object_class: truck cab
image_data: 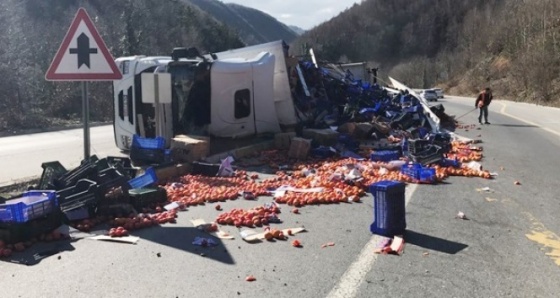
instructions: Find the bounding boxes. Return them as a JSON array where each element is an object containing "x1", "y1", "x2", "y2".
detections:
[{"x1": 113, "y1": 45, "x2": 285, "y2": 150}]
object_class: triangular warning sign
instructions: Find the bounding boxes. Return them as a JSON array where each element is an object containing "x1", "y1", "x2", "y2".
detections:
[{"x1": 45, "y1": 8, "x2": 122, "y2": 81}]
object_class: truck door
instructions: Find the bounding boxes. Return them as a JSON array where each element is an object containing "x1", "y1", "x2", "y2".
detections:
[
  {"x1": 113, "y1": 72, "x2": 136, "y2": 150},
  {"x1": 250, "y1": 52, "x2": 280, "y2": 135},
  {"x1": 209, "y1": 59, "x2": 256, "y2": 138}
]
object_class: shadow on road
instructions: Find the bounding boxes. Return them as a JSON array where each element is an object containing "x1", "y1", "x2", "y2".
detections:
[
  {"x1": 132, "y1": 225, "x2": 235, "y2": 265},
  {"x1": 405, "y1": 230, "x2": 468, "y2": 254},
  {"x1": 1, "y1": 239, "x2": 77, "y2": 266}
]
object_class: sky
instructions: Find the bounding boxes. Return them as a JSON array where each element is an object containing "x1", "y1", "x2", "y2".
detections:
[{"x1": 221, "y1": 0, "x2": 363, "y2": 30}]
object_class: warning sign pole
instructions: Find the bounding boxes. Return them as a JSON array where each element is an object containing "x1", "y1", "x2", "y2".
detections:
[{"x1": 81, "y1": 82, "x2": 90, "y2": 159}]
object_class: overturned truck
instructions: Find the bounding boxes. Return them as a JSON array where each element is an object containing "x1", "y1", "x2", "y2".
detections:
[{"x1": 113, "y1": 40, "x2": 298, "y2": 150}]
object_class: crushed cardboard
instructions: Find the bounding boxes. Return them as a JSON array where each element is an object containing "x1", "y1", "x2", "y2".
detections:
[
  {"x1": 240, "y1": 227, "x2": 306, "y2": 242},
  {"x1": 191, "y1": 219, "x2": 234, "y2": 240},
  {"x1": 88, "y1": 235, "x2": 140, "y2": 244}
]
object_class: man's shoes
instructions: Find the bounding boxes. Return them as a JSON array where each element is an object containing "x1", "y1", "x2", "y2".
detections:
[
  {"x1": 484, "y1": 122, "x2": 491, "y2": 125},
  {"x1": 479, "y1": 121, "x2": 483, "y2": 125}
]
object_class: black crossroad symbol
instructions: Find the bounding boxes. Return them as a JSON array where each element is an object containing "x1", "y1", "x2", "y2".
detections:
[{"x1": 69, "y1": 33, "x2": 98, "y2": 68}]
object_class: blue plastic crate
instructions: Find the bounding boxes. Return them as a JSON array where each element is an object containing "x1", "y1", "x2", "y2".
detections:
[
  {"x1": 164, "y1": 149, "x2": 172, "y2": 163},
  {"x1": 401, "y1": 163, "x2": 436, "y2": 183},
  {"x1": 132, "y1": 135, "x2": 166, "y2": 150},
  {"x1": 0, "y1": 191, "x2": 58, "y2": 223},
  {"x1": 128, "y1": 167, "x2": 157, "y2": 189},
  {"x1": 337, "y1": 134, "x2": 359, "y2": 151},
  {"x1": 370, "y1": 150, "x2": 400, "y2": 162},
  {"x1": 311, "y1": 146, "x2": 336, "y2": 159},
  {"x1": 439, "y1": 158, "x2": 460, "y2": 168},
  {"x1": 369, "y1": 180, "x2": 406, "y2": 237},
  {"x1": 130, "y1": 147, "x2": 165, "y2": 165},
  {"x1": 64, "y1": 207, "x2": 92, "y2": 221}
]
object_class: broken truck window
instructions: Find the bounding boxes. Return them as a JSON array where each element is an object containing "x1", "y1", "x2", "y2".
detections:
[{"x1": 234, "y1": 89, "x2": 251, "y2": 119}]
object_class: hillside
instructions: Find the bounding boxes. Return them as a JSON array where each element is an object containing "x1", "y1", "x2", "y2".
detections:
[
  {"x1": 292, "y1": 0, "x2": 560, "y2": 105},
  {"x1": 185, "y1": 0, "x2": 298, "y2": 45},
  {"x1": 289, "y1": 25, "x2": 306, "y2": 36},
  {"x1": 0, "y1": 0, "x2": 244, "y2": 133}
]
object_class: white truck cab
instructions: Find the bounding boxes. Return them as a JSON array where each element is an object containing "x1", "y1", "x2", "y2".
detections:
[{"x1": 112, "y1": 41, "x2": 296, "y2": 150}]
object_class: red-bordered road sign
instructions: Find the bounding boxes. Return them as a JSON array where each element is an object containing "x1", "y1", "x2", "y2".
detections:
[{"x1": 45, "y1": 8, "x2": 122, "y2": 81}]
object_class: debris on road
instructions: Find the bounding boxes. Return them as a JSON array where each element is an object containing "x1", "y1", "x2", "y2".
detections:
[
  {"x1": 321, "y1": 242, "x2": 335, "y2": 248},
  {"x1": 192, "y1": 237, "x2": 218, "y2": 247},
  {"x1": 456, "y1": 212, "x2": 469, "y2": 220},
  {"x1": 1, "y1": 51, "x2": 499, "y2": 265},
  {"x1": 477, "y1": 187, "x2": 494, "y2": 193},
  {"x1": 245, "y1": 275, "x2": 256, "y2": 282},
  {"x1": 240, "y1": 227, "x2": 305, "y2": 243},
  {"x1": 514, "y1": 180, "x2": 521, "y2": 185},
  {"x1": 88, "y1": 235, "x2": 140, "y2": 244},
  {"x1": 191, "y1": 219, "x2": 234, "y2": 240}
]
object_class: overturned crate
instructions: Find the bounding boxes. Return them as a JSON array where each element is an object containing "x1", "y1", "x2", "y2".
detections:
[
  {"x1": 128, "y1": 187, "x2": 167, "y2": 212},
  {"x1": 38, "y1": 161, "x2": 67, "y2": 190},
  {"x1": 0, "y1": 191, "x2": 58, "y2": 224},
  {"x1": 57, "y1": 179, "x2": 101, "y2": 221},
  {"x1": 53, "y1": 161, "x2": 98, "y2": 190},
  {"x1": 0, "y1": 210, "x2": 63, "y2": 244},
  {"x1": 130, "y1": 135, "x2": 167, "y2": 165}
]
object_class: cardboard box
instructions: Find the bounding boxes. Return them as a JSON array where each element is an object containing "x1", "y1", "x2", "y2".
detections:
[
  {"x1": 274, "y1": 132, "x2": 297, "y2": 150},
  {"x1": 302, "y1": 128, "x2": 339, "y2": 146},
  {"x1": 154, "y1": 164, "x2": 181, "y2": 181},
  {"x1": 288, "y1": 137, "x2": 311, "y2": 159},
  {"x1": 170, "y1": 135, "x2": 210, "y2": 163}
]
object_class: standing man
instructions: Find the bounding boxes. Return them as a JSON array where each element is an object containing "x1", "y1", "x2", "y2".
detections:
[{"x1": 475, "y1": 87, "x2": 493, "y2": 124}]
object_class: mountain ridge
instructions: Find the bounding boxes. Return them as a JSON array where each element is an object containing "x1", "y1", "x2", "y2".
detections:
[{"x1": 185, "y1": 0, "x2": 298, "y2": 45}]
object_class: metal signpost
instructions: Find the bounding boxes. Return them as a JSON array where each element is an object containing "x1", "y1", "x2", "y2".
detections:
[{"x1": 45, "y1": 8, "x2": 122, "y2": 160}]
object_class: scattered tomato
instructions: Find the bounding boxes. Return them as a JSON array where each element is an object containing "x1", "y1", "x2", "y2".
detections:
[{"x1": 245, "y1": 275, "x2": 256, "y2": 282}]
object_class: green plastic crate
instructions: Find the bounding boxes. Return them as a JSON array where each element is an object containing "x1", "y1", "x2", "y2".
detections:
[{"x1": 128, "y1": 187, "x2": 167, "y2": 211}]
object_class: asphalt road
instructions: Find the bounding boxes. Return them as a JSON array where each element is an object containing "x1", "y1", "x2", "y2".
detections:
[
  {"x1": 0, "y1": 126, "x2": 125, "y2": 187},
  {"x1": 1, "y1": 96, "x2": 560, "y2": 297},
  {"x1": 353, "y1": 96, "x2": 560, "y2": 297}
]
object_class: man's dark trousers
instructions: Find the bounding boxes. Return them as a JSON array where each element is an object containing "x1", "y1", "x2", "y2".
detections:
[{"x1": 478, "y1": 105, "x2": 489, "y2": 123}]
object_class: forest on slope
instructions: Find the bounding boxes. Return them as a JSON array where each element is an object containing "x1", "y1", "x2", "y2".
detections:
[
  {"x1": 292, "y1": 0, "x2": 560, "y2": 105},
  {"x1": 0, "y1": 0, "x2": 244, "y2": 132}
]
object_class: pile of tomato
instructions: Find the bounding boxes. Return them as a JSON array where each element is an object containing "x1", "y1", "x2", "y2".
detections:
[{"x1": 216, "y1": 204, "x2": 281, "y2": 228}]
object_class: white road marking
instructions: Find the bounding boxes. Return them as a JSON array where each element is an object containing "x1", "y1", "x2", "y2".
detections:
[
  {"x1": 326, "y1": 184, "x2": 419, "y2": 298},
  {"x1": 497, "y1": 102, "x2": 560, "y2": 137}
]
